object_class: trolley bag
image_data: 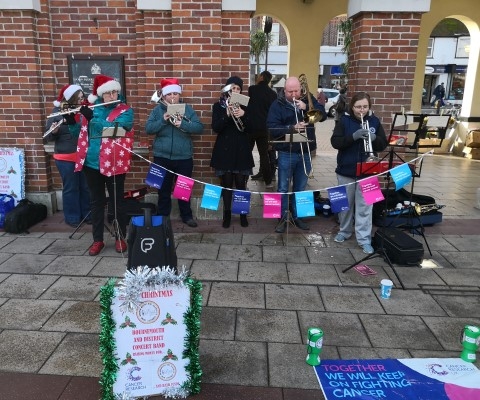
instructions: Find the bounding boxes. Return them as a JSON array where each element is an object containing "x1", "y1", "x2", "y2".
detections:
[
  {"x1": 126, "y1": 208, "x2": 177, "y2": 272},
  {"x1": 373, "y1": 227, "x2": 424, "y2": 266},
  {"x1": 4, "y1": 199, "x2": 48, "y2": 234}
]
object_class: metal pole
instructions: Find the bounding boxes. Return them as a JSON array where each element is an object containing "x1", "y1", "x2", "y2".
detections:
[{"x1": 264, "y1": 33, "x2": 269, "y2": 71}]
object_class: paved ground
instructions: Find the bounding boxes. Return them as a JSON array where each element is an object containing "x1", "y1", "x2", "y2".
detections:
[{"x1": 1, "y1": 118, "x2": 480, "y2": 399}]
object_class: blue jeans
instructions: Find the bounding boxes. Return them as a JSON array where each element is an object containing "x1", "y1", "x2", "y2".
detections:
[
  {"x1": 154, "y1": 156, "x2": 194, "y2": 222},
  {"x1": 277, "y1": 151, "x2": 311, "y2": 219},
  {"x1": 55, "y1": 160, "x2": 90, "y2": 225}
]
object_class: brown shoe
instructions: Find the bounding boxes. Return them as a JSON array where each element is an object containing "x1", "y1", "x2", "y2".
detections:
[{"x1": 89, "y1": 241, "x2": 105, "y2": 256}]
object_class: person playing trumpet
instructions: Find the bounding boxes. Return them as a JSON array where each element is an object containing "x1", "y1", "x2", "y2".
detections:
[
  {"x1": 210, "y1": 76, "x2": 254, "y2": 228},
  {"x1": 146, "y1": 78, "x2": 203, "y2": 228},
  {"x1": 330, "y1": 91, "x2": 387, "y2": 254}
]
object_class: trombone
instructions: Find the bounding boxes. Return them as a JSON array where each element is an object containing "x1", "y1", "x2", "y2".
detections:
[
  {"x1": 292, "y1": 97, "x2": 314, "y2": 179},
  {"x1": 221, "y1": 84, "x2": 246, "y2": 132},
  {"x1": 360, "y1": 113, "x2": 377, "y2": 161},
  {"x1": 46, "y1": 100, "x2": 121, "y2": 119}
]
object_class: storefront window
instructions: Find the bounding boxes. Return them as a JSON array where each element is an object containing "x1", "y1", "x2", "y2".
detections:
[{"x1": 449, "y1": 72, "x2": 466, "y2": 101}]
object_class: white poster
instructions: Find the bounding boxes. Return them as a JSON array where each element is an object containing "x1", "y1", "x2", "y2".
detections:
[{"x1": 0, "y1": 147, "x2": 25, "y2": 204}]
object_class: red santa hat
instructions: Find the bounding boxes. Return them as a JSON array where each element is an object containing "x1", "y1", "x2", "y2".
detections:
[
  {"x1": 53, "y1": 84, "x2": 82, "y2": 107},
  {"x1": 88, "y1": 74, "x2": 121, "y2": 104},
  {"x1": 160, "y1": 78, "x2": 182, "y2": 96}
]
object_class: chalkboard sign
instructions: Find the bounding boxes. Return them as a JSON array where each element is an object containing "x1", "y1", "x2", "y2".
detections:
[{"x1": 68, "y1": 55, "x2": 126, "y2": 101}]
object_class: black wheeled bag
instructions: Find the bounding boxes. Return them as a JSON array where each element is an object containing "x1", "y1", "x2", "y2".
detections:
[
  {"x1": 373, "y1": 227, "x2": 424, "y2": 266},
  {"x1": 127, "y1": 208, "x2": 177, "y2": 272},
  {"x1": 4, "y1": 199, "x2": 48, "y2": 234}
]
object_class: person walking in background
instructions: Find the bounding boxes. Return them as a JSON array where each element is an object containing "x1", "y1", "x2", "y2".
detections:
[
  {"x1": 267, "y1": 76, "x2": 326, "y2": 233},
  {"x1": 211, "y1": 76, "x2": 254, "y2": 228},
  {"x1": 246, "y1": 70, "x2": 277, "y2": 188},
  {"x1": 334, "y1": 87, "x2": 347, "y2": 124},
  {"x1": 146, "y1": 78, "x2": 203, "y2": 228},
  {"x1": 316, "y1": 86, "x2": 327, "y2": 107},
  {"x1": 68, "y1": 74, "x2": 134, "y2": 256},
  {"x1": 330, "y1": 91, "x2": 388, "y2": 254},
  {"x1": 431, "y1": 82, "x2": 445, "y2": 106},
  {"x1": 45, "y1": 84, "x2": 90, "y2": 228}
]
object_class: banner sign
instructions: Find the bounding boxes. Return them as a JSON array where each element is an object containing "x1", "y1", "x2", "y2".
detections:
[
  {"x1": 0, "y1": 147, "x2": 25, "y2": 204},
  {"x1": 314, "y1": 358, "x2": 480, "y2": 400},
  {"x1": 100, "y1": 267, "x2": 202, "y2": 399}
]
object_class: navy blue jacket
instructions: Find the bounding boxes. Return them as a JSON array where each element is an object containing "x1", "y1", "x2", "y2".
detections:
[
  {"x1": 330, "y1": 112, "x2": 388, "y2": 178},
  {"x1": 266, "y1": 92, "x2": 326, "y2": 153}
]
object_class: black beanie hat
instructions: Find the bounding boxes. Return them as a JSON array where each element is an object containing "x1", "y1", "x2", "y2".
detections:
[{"x1": 226, "y1": 76, "x2": 243, "y2": 91}]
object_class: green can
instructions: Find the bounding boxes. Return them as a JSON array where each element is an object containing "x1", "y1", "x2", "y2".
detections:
[
  {"x1": 306, "y1": 327, "x2": 324, "y2": 366},
  {"x1": 460, "y1": 325, "x2": 480, "y2": 362}
]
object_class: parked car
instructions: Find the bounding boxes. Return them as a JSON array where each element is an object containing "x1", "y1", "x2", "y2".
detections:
[{"x1": 318, "y1": 88, "x2": 340, "y2": 117}]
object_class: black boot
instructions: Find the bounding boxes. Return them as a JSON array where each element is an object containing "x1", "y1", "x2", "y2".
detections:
[
  {"x1": 240, "y1": 214, "x2": 248, "y2": 227},
  {"x1": 223, "y1": 210, "x2": 231, "y2": 228}
]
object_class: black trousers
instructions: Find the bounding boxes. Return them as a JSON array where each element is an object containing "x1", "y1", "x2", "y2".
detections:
[
  {"x1": 83, "y1": 166, "x2": 127, "y2": 242},
  {"x1": 249, "y1": 129, "x2": 273, "y2": 184}
]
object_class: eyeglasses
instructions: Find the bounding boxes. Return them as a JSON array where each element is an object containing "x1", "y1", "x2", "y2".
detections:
[
  {"x1": 353, "y1": 105, "x2": 369, "y2": 110},
  {"x1": 103, "y1": 90, "x2": 118, "y2": 96}
]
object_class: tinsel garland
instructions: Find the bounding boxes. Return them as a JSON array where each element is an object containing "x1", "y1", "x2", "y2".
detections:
[{"x1": 99, "y1": 266, "x2": 202, "y2": 399}]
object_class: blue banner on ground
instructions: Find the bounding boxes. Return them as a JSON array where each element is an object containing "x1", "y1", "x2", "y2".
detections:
[{"x1": 314, "y1": 358, "x2": 480, "y2": 400}]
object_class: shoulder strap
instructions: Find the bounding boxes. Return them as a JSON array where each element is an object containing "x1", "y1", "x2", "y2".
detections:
[{"x1": 107, "y1": 103, "x2": 131, "y2": 122}]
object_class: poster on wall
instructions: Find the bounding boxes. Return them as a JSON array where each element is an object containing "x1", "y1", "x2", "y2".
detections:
[
  {"x1": 99, "y1": 266, "x2": 202, "y2": 400},
  {"x1": 0, "y1": 147, "x2": 25, "y2": 204},
  {"x1": 67, "y1": 55, "x2": 125, "y2": 101}
]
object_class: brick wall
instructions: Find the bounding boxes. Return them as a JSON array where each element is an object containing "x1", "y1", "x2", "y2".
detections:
[
  {"x1": 347, "y1": 12, "x2": 422, "y2": 126},
  {"x1": 0, "y1": 0, "x2": 251, "y2": 198}
]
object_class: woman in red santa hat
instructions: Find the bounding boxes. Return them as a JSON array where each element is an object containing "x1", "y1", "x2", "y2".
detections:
[
  {"x1": 145, "y1": 78, "x2": 203, "y2": 227},
  {"x1": 45, "y1": 84, "x2": 90, "y2": 228},
  {"x1": 67, "y1": 74, "x2": 134, "y2": 256}
]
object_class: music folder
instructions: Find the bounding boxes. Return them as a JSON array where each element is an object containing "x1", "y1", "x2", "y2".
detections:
[
  {"x1": 102, "y1": 126, "x2": 127, "y2": 138},
  {"x1": 229, "y1": 92, "x2": 250, "y2": 107}
]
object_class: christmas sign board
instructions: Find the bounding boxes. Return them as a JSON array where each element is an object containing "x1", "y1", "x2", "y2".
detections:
[
  {"x1": 0, "y1": 147, "x2": 25, "y2": 204},
  {"x1": 100, "y1": 267, "x2": 202, "y2": 399}
]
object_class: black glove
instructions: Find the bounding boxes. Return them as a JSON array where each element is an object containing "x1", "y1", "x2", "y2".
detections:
[
  {"x1": 63, "y1": 113, "x2": 77, "y2": 125},
  {"x1": 352, "y1": 128, "x2": 369, "y2": 141},
  {"x1": 80, "y1": 105, "x2": 93, "y2": 121}
]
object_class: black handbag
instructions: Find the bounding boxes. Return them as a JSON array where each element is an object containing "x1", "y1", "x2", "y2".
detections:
[{"x1": 4, "y1": 199, "x2": 48, "y2": 233}]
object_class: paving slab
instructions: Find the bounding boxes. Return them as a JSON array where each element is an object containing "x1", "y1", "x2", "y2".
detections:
[
  {"x1": 422, "y1": 316, "x2": 480, "y2": 351},
  {"x1": 392, "y1": 267, "x2": 447, "y2": 289},
  {"x1": 287, "y1": 263, "x2": 340, "y2": 285},
  {"x1": 0, "y1": 237, "x2": 55, "y2": 254},
  {"x1": 266, "y1": 284, "x2": 324, "y2": 311},
  {"x1": 201, "y1": 233, "x2": 242, "y2": 244},
  {"x1": 87, "y1": 256, "x2": 126, "y2": 277},
  {"x1": 0, "y1": 298, "x2": 62, "y2": 329},
  {"x1": 375, "y1": 289, "x2": 447, "y2": 316},
  {"x1": 305, "y1": 247, "x2": 356, "y2": 265},
  {"x1": 320, "y1": 287, "x2": 384, "y2": 314},
  {"x1": 216, "y1": 244, "x2": 263, "y2": 262},
  {"x1": 337, "y1": 347, "x2": 411, "y2": 360},
  {"x1": 0, "y1": 330, "x2": 65, "y2": 373},
  {"x1": 0, "y1": 253, "x2": 57, "y2": 274},
  {"x1": 438, "y1": 251, "x2": 480, "y2": 268},
  {"x1": 0, "y1": 274, "x2": 60, "y2": 298},
  {"x1": 432, "y1": 294, "x2": 480, "y2": 317},
  {"x1": 435, "y1": 266, "x2": 480, "y2": 285},
  {"x1": 443, "y1": 235, "x2": 480, "y2": 251},
  {"x1": 43, "y1": 238, "x2": 93, "y2": 256},
  {"x1": 190, "y1": 259, "x2": 239, "y2": 281},
  {"x1": 176, "y1": 242, "x2": 219, "y2": 260},
  {"x1": 208, "y1": 282, "x2": 265, "y2": 308},
  {"x1": 41, "y1": 301, "x2": 101, "y2": 333},
  {"x1": 40, "y1": 255, "x2": 98, "y2": 276},
  {"x1": 199, "y1": 339, "x2": 268, "y2": 386},
  {"x1": 263, "y1": 245, "x2": 310, "y2": 263},
  {"x1": 39, "y1": 333, "x2": 102, "y2": 376},
  {"x1": 200, "y1": 306, "x2": 236, "y2": 340},
  {"x1": 39, "y1": 276, "x2": 109, "y2": 301},
  {"x1": 239, "y1": 261, "x2": 288, "y2": 283}
]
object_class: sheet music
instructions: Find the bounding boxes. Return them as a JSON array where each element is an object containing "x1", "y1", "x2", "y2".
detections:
[
  {"x1": 167, "y1": 103, "x2": 186, "y2": 116},
  {"x1": 229, "y1": 92, "x2": 249, "y2": 107},
  {"x1": 102, "y1": 126, "x2": 126, "y2": 138}
]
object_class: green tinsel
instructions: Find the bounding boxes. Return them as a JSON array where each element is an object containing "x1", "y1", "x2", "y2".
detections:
[
  {"x1": 99, "y1": 278, "x2": 119, "y2": 400},
  {"x1": 99, "y1": 269, "x2": 203, "y2": 399}
]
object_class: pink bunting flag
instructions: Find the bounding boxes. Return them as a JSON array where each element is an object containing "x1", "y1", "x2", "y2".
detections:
[
  {"x1": 263, "y1": 193, "x2": 282, "y2": 218},
  {"x1": 359, "y1": 176, "x2": 384, "y2": 205},
  {"x1": 172, "y1": 175, "x2": 194, "y2": 202}
]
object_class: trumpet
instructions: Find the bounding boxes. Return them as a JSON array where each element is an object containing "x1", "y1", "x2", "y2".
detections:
[
  {"x1": 221, "y1": 84, "x2": 245, "y2": 132},
  {"x1": 292, "y1": 97, "x2": 314, "y2": 179},
  {"x1": 414, "y1": 203, "x2": 445, "y2": 215},
  {"x1": 360, "y1": 114, "x2": 377, "y2": 162},
  {"x1": 46, "y1": 100, "x2": 121, "y2": 119}
]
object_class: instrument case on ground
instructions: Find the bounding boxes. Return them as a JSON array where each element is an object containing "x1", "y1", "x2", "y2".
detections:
[
  {"x1": 373, "y1": 227, "x2": 424, "y2": 266},
  {"x1": 3, "y1": 199, "x2": 47, "y2": 234},
  {"x1": 373, "y1": 188, "x2": 442, "y2": 227}
]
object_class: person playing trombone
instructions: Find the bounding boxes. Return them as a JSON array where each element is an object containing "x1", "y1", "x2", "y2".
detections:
[
  {"x1": 210, "y1": 76, "x2": 254, "y2": 228},
  {"x1": 266, "y1": 76, "x2": 326, "y2": 233},
  {"x1": 67, "y1": 74, "x2": 134, "y2": 256},
  {"x1": 330, "y1": 91, "x2": 387, "y2": 254},
  {"x1": 146, "y1": 78, "x2": 203, "y2": 228}
]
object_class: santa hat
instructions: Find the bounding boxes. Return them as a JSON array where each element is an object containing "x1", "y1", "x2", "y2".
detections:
[
  {"x1": 88, "y1": 74, "x2": 121, "y2": 103},
  {"x1": 53, "y1": 84, "x2": 83, "y2": 107},
  {"x1": 160, "y1": 78, "x2": 182, "y2": 96}
]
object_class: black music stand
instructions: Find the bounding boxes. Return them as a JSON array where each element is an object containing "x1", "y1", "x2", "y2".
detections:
[{"x1": 341, "y1": 147, "x2": 406, "y2": 289}]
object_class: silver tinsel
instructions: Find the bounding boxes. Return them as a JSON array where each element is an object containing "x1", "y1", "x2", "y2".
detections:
[{"x1": 116, "y1": 265, "x2": 190, "y2": 314}]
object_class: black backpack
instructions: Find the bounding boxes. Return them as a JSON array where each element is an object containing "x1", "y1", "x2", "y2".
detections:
[
  {"x1": 4, "y1": 199, "x2": 48, "y2": 234},
  {"x1": 126, "y1": 208, "x2": 177, "y2": 272}
]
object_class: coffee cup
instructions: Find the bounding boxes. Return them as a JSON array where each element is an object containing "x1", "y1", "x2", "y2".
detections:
[{"x1": 380, "y1": 279, "x2": 393, "y2": 299}]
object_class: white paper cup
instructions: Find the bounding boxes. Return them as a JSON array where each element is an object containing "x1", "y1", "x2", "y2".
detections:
[
  {"x1": 322, "y1": 204, "x2": 331, "y2": 217},
  {"x1": 380, "y1": 279, "x2": 393, "y2": 299}
]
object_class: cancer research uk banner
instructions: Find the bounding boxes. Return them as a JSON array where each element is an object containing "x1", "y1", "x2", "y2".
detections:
[
  {"x1": 111, "y1": 287, "x2": 190, "y2": 397},
  {"x1": 314, "y1": 358, "x2": 480, "y2": 400}
]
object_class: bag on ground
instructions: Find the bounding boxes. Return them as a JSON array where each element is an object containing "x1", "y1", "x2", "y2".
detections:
[
  {"x1": 0, "y1": 194, "x2": 15, "y2": 228},
  {"x1": 4, "y1": 199, "x2": 48, "y2": 233}
]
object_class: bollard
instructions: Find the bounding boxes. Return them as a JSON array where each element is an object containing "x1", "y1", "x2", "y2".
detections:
[
  {"x1": 306, "y1": 327, "x2": 324, "y2": 366},
  {"x1": 460, "y1": 325, "x2": 480, "y2": 363}
]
